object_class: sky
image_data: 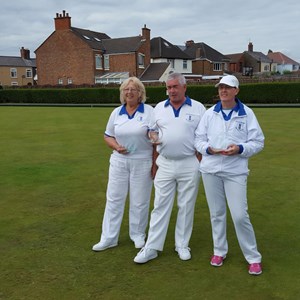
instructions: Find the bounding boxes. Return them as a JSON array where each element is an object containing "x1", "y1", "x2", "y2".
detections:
[{"x1": 1, "y1": 0, "x2": 299, "y2": 62}]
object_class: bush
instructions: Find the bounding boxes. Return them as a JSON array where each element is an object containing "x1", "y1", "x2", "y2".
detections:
[{"x1": 0, "y1": 82, "x2": 299, "y2": 104}]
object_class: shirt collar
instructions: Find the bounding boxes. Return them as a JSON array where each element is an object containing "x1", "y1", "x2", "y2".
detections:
[
  {"x1": 119, "y1": 102, "x2": 144, "y2": 115},
  {"x1": 214, "y1": 98, "x2": 246, "y2": 116},
  {"x1": 164, "y1": 96, "x2": 192, "y2": 107}
]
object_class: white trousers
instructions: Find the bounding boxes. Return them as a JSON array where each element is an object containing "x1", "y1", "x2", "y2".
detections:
[
  {"x1": 145, "y1": 155, "x2": 200, "y2": 251},
  {"x1": 202, "y1": 173, "x2": 262, "y2": 264},
  {"x1": 99, "y1": 155, "x2": 153, "y2": 244}
]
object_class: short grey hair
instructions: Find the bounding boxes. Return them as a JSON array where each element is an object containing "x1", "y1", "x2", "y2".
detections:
[
  {"x1": 119, "y1": 77, "x2": 147, "y2": 104},
  {"x1": 166, "y1": 72, "x2": 186, "y2": 85}
]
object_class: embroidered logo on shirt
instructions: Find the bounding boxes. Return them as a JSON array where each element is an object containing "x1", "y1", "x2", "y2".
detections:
[
  {"x1": 185, "y1": 114, "x2": 194, "y2": 121},
  {"x1": 235, "y1": 121, "x2": 245, "y2": 131}
]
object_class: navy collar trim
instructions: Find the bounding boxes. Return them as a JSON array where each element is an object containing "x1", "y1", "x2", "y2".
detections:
[
  {"x1": 214, "y1": 98, "x2": 246, "y2": 116},
  {"x1": 164, "y1": 96, "x2": 192, "y2": 107},
  {"x1": 119, "y1": 102, "x2": 144, "y2": 116}
]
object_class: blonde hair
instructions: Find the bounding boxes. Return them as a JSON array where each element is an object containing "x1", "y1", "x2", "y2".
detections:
[{"x1": 119, "y1": 77, "x2": 147, "y2": 104}]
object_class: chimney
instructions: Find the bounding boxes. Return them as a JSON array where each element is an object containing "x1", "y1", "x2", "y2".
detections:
[
  {"x1": 141, "y1": 24, "x2": 151, "y2": 67},
  {"x1": 20, "y1": 47, "x2": 30, "y2": 59},
  {"x1": 248, "y1": 42, "x2": 253, "y2": 52},
  {"x1": 142, "y1": 24, "x2": 150, "y2": 42},
  {"x1": 185, "y1": 40, "x2": 195, "y2": 47},
  {"x1": 54, "y1": 10, "x2": 71, "y2": 30}
]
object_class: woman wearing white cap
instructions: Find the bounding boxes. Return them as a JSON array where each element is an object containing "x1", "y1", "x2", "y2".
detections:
[{"x1": 195, "y1": 75, "x2": 264, "y2": 275}]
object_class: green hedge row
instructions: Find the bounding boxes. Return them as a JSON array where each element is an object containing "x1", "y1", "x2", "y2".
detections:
[{"x1": 0, "y1": 82, "x2": 299, "y2": 105}]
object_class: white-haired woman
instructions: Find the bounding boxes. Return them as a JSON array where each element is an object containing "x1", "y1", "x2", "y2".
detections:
[{"x1": 93, "y1": 77, "x2": 154, "y2": 251}]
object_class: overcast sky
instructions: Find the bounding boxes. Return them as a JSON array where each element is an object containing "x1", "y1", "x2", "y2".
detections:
[{"x1": 1, "y1": 0, "x2": 299, "y2": 62}]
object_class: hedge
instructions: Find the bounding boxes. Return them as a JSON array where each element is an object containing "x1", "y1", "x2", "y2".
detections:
[{"x1": 0, "y1": 82, "x2": 299, "y2": 105}]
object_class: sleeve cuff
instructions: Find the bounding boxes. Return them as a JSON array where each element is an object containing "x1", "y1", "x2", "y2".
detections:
[{"x1": 238, "y1": 144, "x2": 244, "y2": 154}]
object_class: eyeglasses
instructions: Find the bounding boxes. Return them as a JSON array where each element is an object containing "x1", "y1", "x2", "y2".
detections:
[{"x1": 124, "y1": 88, "x2": 138, "y2": 93}]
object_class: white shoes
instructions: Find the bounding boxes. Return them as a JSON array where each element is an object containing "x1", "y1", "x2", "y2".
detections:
[
  {"x1": 92, "y1": 241, "x2": 117, "y2": 251},
  {"x1": 175, "y1": 247, "x2": 191, "y2": 260},
  {"x1": 134, "y1": 248, "x2": 158, "y2": 263},
  {"x1": 134, "y1": 239, "x2": 145, "y2": 249},
  {"x1": 92, "y1": 238, "x2": 145, "y2": 251}
]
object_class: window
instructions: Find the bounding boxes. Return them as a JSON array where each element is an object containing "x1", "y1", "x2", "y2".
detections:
[
  {"x1": 213, "y1": 63, "x2": 222, "y2": 71},
  {"x1": 67, "y1": 78, "x2": 73, "y2": 85},
  {"x1": 167, "y1": 59, "x2": 175, "y2": 68},
  {"x1": 58, "y1": 78, "x2": 63, "y2": 85},
  {"x1": 264, "y1": 65, "x2": 270, "y2": 71},
  {"x1": 11, "y1": 82, "x2": 18, "y2": 86},
  {"x1": 183, "y1": 60, "x2": 187, "y2": 69},
  {"x1": 26, "y1": 69, "x2": 32, "y2": 78},
  {"x1": 10, "y1": 68, "x2": 17, "y2": 78},
  {"x1": 138, "y1": 53, "x2": 145, "y2": 68},
  {"x1": 95, "y1": 54, "x2": 102, "y2": 69},
  {"x1": 243, "y1": 67, "x2": 253, "y2": 76},
  {"x1": 104, "y1": 55, "x2": 109, "y2": 70}
]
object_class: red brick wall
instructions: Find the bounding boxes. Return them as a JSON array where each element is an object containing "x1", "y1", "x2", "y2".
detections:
[
  {"x1": 109, "y1": 53, "x2": 137, "y2": 76},
  {"x1": 36, "y1": 31, "x2": 95, "y2": 85},
  {"x1": 192, "y1": 60, "x2": 224, "y2": 76},
  {"x1": 36, "y1": 20, "x2": 152, "y2": 85}
]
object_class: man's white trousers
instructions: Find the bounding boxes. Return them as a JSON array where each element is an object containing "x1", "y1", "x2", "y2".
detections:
[{"x1": 145, "y1": 155, "x2": 200, "y2": 251}]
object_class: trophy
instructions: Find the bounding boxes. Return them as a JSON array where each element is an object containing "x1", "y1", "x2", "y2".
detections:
[
  {"x1": 148, "y1": 121, "x2": 163, "y2": 144},
  {"x1": 210, "y1": 132, "x2": 230, "y2": 152}
]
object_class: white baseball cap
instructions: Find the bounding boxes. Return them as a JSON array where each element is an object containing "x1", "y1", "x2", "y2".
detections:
[{"x1": 215, "y1": 75, "x2": 239, "y2": 88}]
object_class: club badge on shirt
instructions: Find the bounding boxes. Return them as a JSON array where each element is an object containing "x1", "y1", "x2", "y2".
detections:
[{"x1": 185, "y1": 114, "x2": 195, "y2": 122}]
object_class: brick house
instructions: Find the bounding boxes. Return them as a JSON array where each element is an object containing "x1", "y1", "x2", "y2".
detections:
[
  {"x1": 183, "y1": 40, "x2": 230, "y2": 78},
  {"x1": 35, "y1": 10, "x2": 151, "y2": 85},
  {"x1": 267, "y1": 50, "x2": 300, "y2": 74},
  {"x1": 226, "y1": 42, "x2": 277, "y2": 76},
  {"x1": 0, "y1": 47, "x2": 36, "y2": 86}
]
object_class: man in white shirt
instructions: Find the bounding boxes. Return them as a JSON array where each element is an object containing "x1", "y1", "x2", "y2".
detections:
[{"x1": 134, "y1": 72, "x2": 206, "y2": 263}]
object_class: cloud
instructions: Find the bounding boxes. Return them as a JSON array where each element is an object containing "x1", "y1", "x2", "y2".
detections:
[{"x1": 0, "y1": 0, "x2": 299, "y2": 62}]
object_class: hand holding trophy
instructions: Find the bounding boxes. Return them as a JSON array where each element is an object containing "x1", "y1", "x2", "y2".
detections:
[
  {"x1": 148, "y1": 130, "x2": 161, "y2": 145},
  {"x1": 148, "y1": 121, "x2": 163, "y2": 145}
]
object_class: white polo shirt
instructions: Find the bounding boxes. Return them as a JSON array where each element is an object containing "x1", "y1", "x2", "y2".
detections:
[
  {"x1": 150, "y1": 97, "x2": 206, "y2": 160},
  {"x1": 105, "y1": 103, "x2": 154, "y2": 159}
]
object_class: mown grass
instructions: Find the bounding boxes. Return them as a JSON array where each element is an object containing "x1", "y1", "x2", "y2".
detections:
[{"x1": 0, "y1": 107, "x2": 299, "y2": 300}]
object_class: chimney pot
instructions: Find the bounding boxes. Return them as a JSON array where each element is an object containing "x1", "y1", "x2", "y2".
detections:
[
  {"x1": 185, "y1": 40, "x2": 194, "y2": 47},
  {"x1": 54, "y1": 10, "x2": 71, "y2": 30}
]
